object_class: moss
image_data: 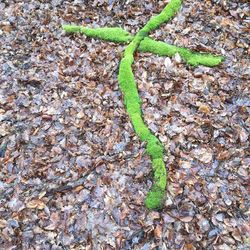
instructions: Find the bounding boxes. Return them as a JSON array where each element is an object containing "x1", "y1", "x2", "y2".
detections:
[
  {"x1": 142, "y1": 0, "x2": 182, "y2": 33},
  {"x1": 145, "y1": 186, "x2": 165, "y2": 210},
  {"x1": 139, "y1": 38, "x2": 224, "y2": 67},
  {"x1": 62, "y1": 25, "x2": 133, "y2": 43},
  {"x1": 146, "y1": 137, "x2": 164, "y2": 159},
  {"x1": 63, "y1": 26, "x2": 224, "y2": 67},
  {"x1": 185, "y1": 53, "x2": 224, "y2": 67},
  {"x1": 145, "y1": 158, "x2": 167, "y2": 210},
  {"x1": 139, "y1": 38, "x2": 178, "y2": 56},
  {"x1": 117, "y1": 0, "x2": 182, "y2": 210},
  {"x1": 62, "y1": 0, "x2": 224, "y2": 210}
]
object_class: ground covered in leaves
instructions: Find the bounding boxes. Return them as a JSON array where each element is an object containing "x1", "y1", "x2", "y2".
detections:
[{"x1": 0, "y1": 0, "x2": 249, "y2": 249}]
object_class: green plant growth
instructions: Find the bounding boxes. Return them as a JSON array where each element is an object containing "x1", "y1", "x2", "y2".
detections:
[
  {"x1": 62, "y1": 0, "x2": 224, "y2": 210},
  {"x1": 62, "y1": 25, "x2": 134, "y2": 43}
]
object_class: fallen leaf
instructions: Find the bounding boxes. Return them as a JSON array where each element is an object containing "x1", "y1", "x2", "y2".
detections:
[
  {"x1": 39, "y1": 191, "x2": 47, "y2": 199},
  {"x1": 198, "y1": 104, "x2": 210, "y2": 114},
  {"x1": 193, "y1": 148, "x2": 213, "y2": 164},
  {"x1": 44, "y1": 212, "x2": 60, "y2": 231},
  {"x1": 26, "y1": 199, "x2": 45, "y2": 210},
  {"x1": 217, "y1": 150, "x2": 230, "y2": 160},
  {"x1": 179, "y1": 216, "x2": 194, "y2": 223},
  {"x1": 185, "y1": 243, "x2": 195, "y2": 250},
  {"x1": 77, "y1": 111, "x2": 85, "y2": 119},
  {"x1": 0, "y1": 219, "x2": 7, "y2": 228},
  {"x1": 154, "y1": 225, "x2": 162, "y2": 238},
  {"x1": 74, "y1": 185, "x2": 84, "y2": 192},
  {"x1": 164, "y1": 57, "x2": 173, "y2": 71}
]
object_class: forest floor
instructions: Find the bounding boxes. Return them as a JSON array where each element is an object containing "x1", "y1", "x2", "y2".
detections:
[{"x1": 0, "y1": 0, "x2": 249, "y2": 249}]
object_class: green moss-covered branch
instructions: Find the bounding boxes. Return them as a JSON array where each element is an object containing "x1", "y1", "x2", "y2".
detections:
[
  {"x1": 62, "y1": 25, "x2": 133, "y2": 43},
  {"x1": 63, "y1": 26, "x2": 223, "y2": 67},
  {"x1": 118, "y1": 0, "x2": 182, "y2": 210},
  {"x1": 140, "y1": 38, "x2": 224, "y2": 67},
  {"x1": 63, "y1": 0, "x2": 224, "y2": 210}
]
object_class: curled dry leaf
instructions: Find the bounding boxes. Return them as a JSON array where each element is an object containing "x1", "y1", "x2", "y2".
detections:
[
  {"x1": 179, "y1": 216, "x2": 194, "y2": 223},
  {"x1": 198, "y1": 104, "x2": 210, "y2": 114},
  {"x1": 26, "y1": 199, "x2": 45, "y2": 210},
  {"x1": 0, "y1": 219, "x2": 7, "y2": 228}
]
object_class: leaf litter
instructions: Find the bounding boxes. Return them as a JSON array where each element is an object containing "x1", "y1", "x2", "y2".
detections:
[{"x1": 0, "y1": 0, "x2": 249, "y2": 249}]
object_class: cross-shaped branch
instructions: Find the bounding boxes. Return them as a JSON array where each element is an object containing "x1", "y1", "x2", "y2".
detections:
[{"x1": 62, "y1": 0, "x2": 224, "y2": 210}]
